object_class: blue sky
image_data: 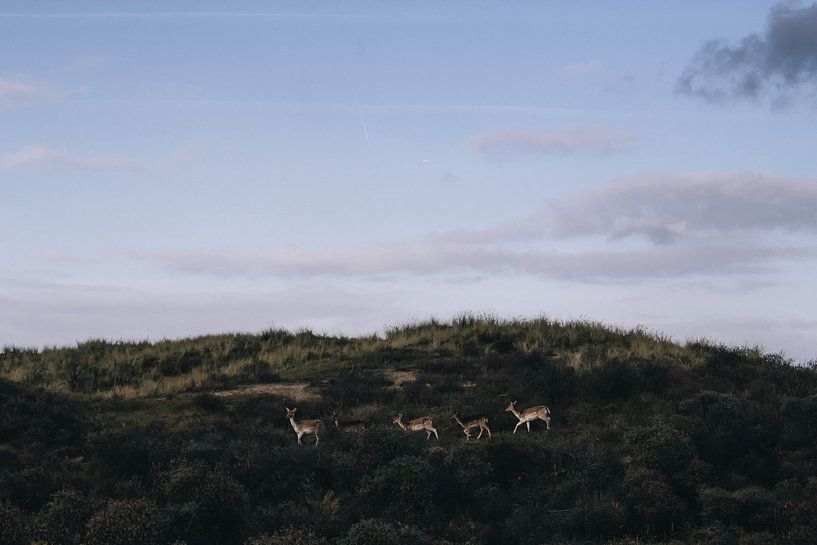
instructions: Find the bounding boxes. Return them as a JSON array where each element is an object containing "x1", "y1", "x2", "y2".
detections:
[{"x1": 2, "y1": 1, "x2": 816, "y2": 361}]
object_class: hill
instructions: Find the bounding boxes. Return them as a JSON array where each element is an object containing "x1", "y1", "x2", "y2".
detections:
[{"x1": 1, "y1": 316, "x2": 816, "y2": 545}]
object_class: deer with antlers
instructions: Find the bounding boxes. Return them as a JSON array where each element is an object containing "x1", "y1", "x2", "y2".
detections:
[
  {"x1": 505, "y1": 400, "x2": 551, "y2": 433},
  {"x1": 452, "y1": 413, "x2": 491, "y2": 441},
  {"x1": 286, "y1": 407, "x2": 324, "y2": 446},
  {"x1": 393, "y1": 412, "x2": 439, "y2": 440},
  {"x1": 331, "y1": 411, "x2": 366, "y2": 433}
]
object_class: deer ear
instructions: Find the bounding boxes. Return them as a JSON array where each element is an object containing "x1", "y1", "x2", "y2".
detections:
[
  {"x1": 513, "y1": 400, "x2": 517, "y2": 405},
  {"x1": 398, "y1": 412, "x2": 403, "y2": 418}
]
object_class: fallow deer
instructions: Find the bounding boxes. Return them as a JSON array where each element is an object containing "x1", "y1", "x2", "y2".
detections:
[
  {"x1": 331, "y1": 411, "x2": 366, "y2": 433},
  {"x1": 286, "y1": 407, "x2": 324, "y2": 446},
  {"x1": 393, "y1": 412, "x2": 439, "y2": 440},
  {"x1": 505, "y1": 401, "x2": 551, "y2": 433},
  {"x1": 452, "y1": 413, "x2": 491, "y2": 441}
]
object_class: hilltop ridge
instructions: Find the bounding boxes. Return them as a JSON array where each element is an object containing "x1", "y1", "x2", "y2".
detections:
[{"x1": 1, "y1": 316, "x2": 816, "y2": 545}]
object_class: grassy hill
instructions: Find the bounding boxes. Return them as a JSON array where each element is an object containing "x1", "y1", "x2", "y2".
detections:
[{"x1": 1, "y1": 316, "x2": 816, "y2": 545}]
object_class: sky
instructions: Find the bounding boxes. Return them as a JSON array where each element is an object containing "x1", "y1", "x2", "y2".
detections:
[{"x1": 1, "y1": 1, "x2": 816, "y2": 361}]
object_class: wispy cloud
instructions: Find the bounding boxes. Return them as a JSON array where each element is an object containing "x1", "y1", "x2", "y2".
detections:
[
  {"x1": 0, "y1": 79, "x2": 40, "y2": 100},
  {"x1": 463, "y1": 171, "x2": 817, "y2": 245},
  {"x1": 469, "y1": 127, "x2": 635, "y2": 156},
  {"x1": 677, "y1": 2, "x2": 817, "y2": 105},
  {"x1": 147, "y1": 243, "x2": 812, "y2": 283},
  {"x1": 0, "y1": 146, "x2": 141, "y2": 172},
  {"x1": 146, "y1": 171, "x2": 817, "y2": 284}
]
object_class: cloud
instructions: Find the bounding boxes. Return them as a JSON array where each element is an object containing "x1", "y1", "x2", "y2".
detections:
[
  {"x1": 148, "y1": 243, "x2": 812, "y2": 283},
  {"x1": 0, "y1": 79, "x2": 40, "y2": 100},
  {"x1": 0, "y1": 146, "x2": 141, "y2": 172},
  {"x1": 469, "y1": 127, "x2": 634, "y2": 156},
  {"x1": 461, "y1": 172, "x2": 817, "y2": 245},
  {"x1": 677, "y1": 2, "x2": 817, "y2": 104},
  {"x1": 146, "y1": 171, "x2": 817, "y2": 284}
]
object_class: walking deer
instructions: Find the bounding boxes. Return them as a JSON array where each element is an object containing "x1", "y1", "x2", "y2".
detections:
[
  {"x1": 505, "y1": 401, "x2": 551, "y2": 433},
  {"x1": 452, "y1": 413, "x2": 491, "y2": 440},
  {"x1": 286, "y1": 407, "x2": 324, "y2": 446},
  {"x1": 393, "y1": 412, "x2": 439, "y2": 440},
  {"x1": 331, "y1": 411, "x2": 366, "y2": 433}
]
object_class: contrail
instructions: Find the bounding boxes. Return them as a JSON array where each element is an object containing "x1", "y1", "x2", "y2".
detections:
[{"x1": 355, "y1": 94, "x2": 371, "y2": 147}]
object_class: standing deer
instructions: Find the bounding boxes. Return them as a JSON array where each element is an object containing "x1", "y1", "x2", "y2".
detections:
[
  {"x1": 505, "y1": 401, "x2": 551, "y2": 433},
  {"x1": 331, "y1": 411, "x2": 366, "y2": 432},
  {"x1": 393, "y1": 412, "x2": 439, "y2": 440},
  {"x1": 286, "y1": 407, "x2": 324, "y2": 446},
  {"x1": 452, "y1": 413, "x2": 491, "y2": 441}
]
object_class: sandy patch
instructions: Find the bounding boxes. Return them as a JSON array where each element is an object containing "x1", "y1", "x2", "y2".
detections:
[
  {"x1": 386, "y1": 370, "x2": 417, "y2": 389},
  {"x1": 211, "y1": 382, "x2": 320, "y2": 402}
]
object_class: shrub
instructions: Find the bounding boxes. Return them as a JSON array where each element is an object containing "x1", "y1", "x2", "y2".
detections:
[
  {"x1": 84, "y1": 498, "x2": 162, "y2": 545},
  {"x1": 626, "y1": 423, "x2": 696, "y2": 476},
  {"x1": 585, "y1": 358, "x2": 642, "y2": 400},
  {"x1": 245, "y1": 527, "x2": 328, "y2": 545},
  {"x1": 0, "y1": 500, "x2": 29, "y2": 545},
  {"x1": 32, "y1": 489, "x2": 97, "y2": 545},
  {"x1": 341, "y1": 519, "x2": 399, "y2": 545},
  {"x1": 160, "y1": 461, "x2": 248, "y2": 540},
  {"x1": 357, "y1": 456, "x2": 435, "y2": 522},
  {"x1": 621, "y1": 466, "x2": 687, "y2": 538},
  {"x1": 192, "y1": 393, "x2": 225, "y2": 412}
]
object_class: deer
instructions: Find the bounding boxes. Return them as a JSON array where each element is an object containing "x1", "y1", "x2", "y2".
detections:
[
  {"x1": 331, "y1": 411, "x2": 366, "y2": 433},
  {"x1": 505, "y1": 400, "x2": 551, "y2": 433},
  {"x1": 393, "y1": 412, "x2": 439, "y2": 440},
  {"x1": 451, "y1": 412, "x2": 491, "y2": 441},
  {"x1": 285, "y1": 407, "x2": 324, "y2": 446}
]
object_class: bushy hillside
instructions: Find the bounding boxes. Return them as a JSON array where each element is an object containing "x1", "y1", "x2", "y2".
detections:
[{"x1": 1, "y1": 316, "x2": 816, "y2": 545}]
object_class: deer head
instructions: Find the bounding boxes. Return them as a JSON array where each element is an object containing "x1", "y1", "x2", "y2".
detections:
[
  {"x1": 504, "y1": 401, "x2": 517, "y2": 412},
  {"x1": 286, "y1": 407, "x2": 297, "y2": 418}
]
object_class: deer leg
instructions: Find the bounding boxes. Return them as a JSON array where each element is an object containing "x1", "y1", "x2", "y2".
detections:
[
  {"x1": 513, "y1": 421, "x2": 523, "y2": 434},
  {"x1": 476, "y1": 427, "x2": 483, "y2": 439},
  {"x1": 486, "y1": 424, "x2": 492, "y2": 438},
  {"x1": 297, "y1": 433, "x2": 303, "y2": 446},
  {"x1": 315, "y1": 432, "x2": 320, "y2": 446},
  {"x1": 426, "y1": 429, "x2": 431, "y2": 440},
  {"x1": 526, "y1": 421, "x2": 531, "y2": 432},
  {"x1": 542, "y1": 415, "x2": 551, "y2": 430},
  {"x1": 432, "y1": 427, "x2": 439, "y2": 440}
]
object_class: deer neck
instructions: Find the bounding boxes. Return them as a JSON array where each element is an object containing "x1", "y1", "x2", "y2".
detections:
[
  {"x1": 510, "y1": 406, "x2": 522, "y2": 419},
  {"x1": 288, "y1": 416, "x2": 300, "y2": 431},
  {"x1": 453, "y1": 415, "x2": 465, "y2": 428}
]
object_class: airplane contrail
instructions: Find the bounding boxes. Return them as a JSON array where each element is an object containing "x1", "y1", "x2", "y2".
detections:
[{"x1": 355, "y1": 94, "x2": 371, "y2": 147}]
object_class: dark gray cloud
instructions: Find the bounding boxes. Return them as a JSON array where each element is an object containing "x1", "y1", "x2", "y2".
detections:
[
  {"x1": 678, "y1": 2, "x2": 817, "y2": 103},
  {"x1": 469, "y1": 127, "x2": 634, "y2": 156}
]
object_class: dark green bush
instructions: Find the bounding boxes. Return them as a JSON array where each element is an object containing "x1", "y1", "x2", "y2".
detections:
[
  {"x1": 84, "y1": 498, "x2": 162, "y2": 545},
  {"x1": 192, "y1": 393, "x2": 225, "y2": 412},
  {"x1": 32, "y1": 489, "x2": 97, "y2": 545},
  {"x1": 245, "y1": 527, "x2": 328, "y2": 545},
  {"x1": 0, "y1": 500, "x2": 29, "y2": 545}
]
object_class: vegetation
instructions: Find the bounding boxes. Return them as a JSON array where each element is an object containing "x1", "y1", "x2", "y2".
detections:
[{"x1": 1, "y1": 315, "x2": 816, "y2": 544}]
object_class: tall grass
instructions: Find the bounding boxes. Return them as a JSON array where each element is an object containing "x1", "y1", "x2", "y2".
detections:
[{"x1": 0, "y1": 316, "x2": 796, "y2": 399}]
